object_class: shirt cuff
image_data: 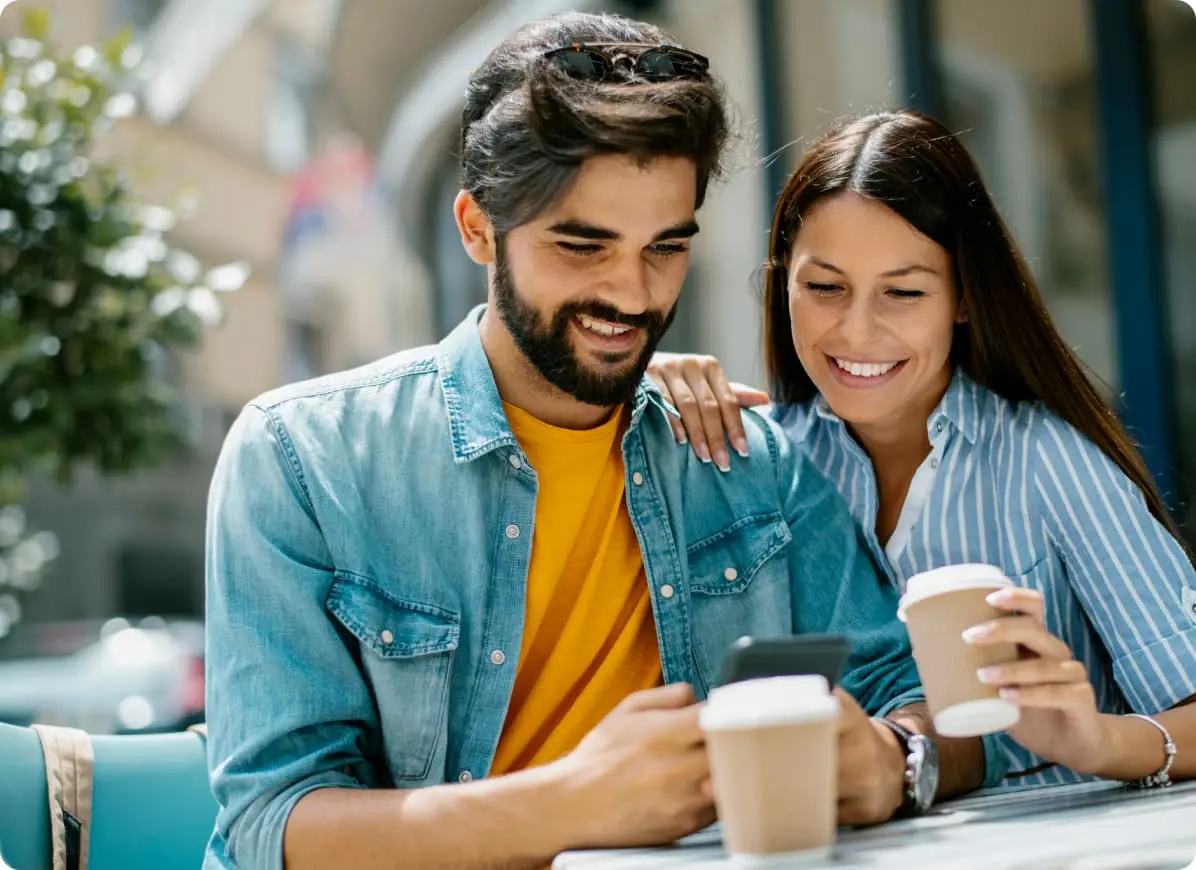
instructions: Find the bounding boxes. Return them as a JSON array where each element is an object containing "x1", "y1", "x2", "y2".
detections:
[
  {"x1": 223, "y1": 771, "x2": 366, "y2": 870},
  {"x1": 875, "y1": 688, "x2": 927, "y2": 719},
  {"x1": 877, "y1": 693, "x2": 1004, "y2": 791},
  {"x1": 1113, "y1": 628, "x2": 1196, "y2": 715}
]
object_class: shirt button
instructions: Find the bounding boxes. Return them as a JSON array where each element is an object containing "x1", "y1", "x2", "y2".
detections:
[
  {"x1": 380, "y1": 629, "x2": 394, "y2": 645},
  {"x1": 508, "y1": 454, "x2": 522, "y2": 470},
  {"x1": 505, "y1": 524, "x2": 520, "y2": 539},
  {"x1": 490, "y1": 649, "x2": 506, "y2": 665},
  {"x1": 660, "y1": 584, "x2": 675, "y2": 599},
  {"x1": 458, "y1": 770, "x2": 473, "y2": 783},
  {"x1": 723, "y1": 567, "x2": 738, "y2": 582},
  {"x1": 632, "y1": 472, "x2": 644, "y2": 486},
  {"x1": 930, "y1": 458, "x2": 940, "y2": 470},
  {"x1": 935, "y1": 421, "x2": 944, "y2": 433}
]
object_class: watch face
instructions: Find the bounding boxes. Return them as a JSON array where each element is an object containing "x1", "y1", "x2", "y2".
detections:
[{"x1": 911, "y1": 734, "x2": 940, "y2": 810}]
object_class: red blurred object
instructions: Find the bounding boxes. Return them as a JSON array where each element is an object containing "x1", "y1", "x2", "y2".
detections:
[{"x1": 180, "y1": 654, "x2": 205, "y2": 717}]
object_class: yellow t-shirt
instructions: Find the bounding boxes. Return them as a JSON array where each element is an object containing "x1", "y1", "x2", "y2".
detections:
[{"x1": 489, "y1": 403, "x2": 663, "y2": 775}]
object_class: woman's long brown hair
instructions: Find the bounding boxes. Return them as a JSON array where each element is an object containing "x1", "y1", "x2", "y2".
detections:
[{"x1": 763, "y1": 109, "x2": 1184, "y2": 541}]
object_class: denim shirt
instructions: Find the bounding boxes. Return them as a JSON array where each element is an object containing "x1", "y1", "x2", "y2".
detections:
[{"x1": 203, "y1": 309, "x2": 926, "y2": 870}]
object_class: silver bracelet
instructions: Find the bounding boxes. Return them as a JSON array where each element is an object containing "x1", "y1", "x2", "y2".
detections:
[{"x1": 1125, "y1": 713, "x2": 1176, "y2": 789}]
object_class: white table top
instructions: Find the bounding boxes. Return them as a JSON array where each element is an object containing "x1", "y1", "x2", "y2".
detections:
[{"x1": 554, "y1": 780, "x2": 1196, "y2": 869}]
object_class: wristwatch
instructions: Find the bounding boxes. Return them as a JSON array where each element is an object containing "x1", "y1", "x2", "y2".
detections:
[{"x1": 875, "y1": 718, "x2": 939, "y2": 818}]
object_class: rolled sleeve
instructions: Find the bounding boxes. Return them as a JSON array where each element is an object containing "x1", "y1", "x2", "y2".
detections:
[
  {"x1": 1033, "y1": 416, "x2": 1196, "y2": 717},
  {"x1": 874, "y1": 687, "x2": 927, "y2": 720},
  {"x1": 206, "y1": 405, "x2": 382, "y2": 870},
  {"x1": 230, "y1": 771, "x2": 367, "y2": 870},
  {"x1": 1113, "y1": 629, "x2": 1196, "y2": 714}
]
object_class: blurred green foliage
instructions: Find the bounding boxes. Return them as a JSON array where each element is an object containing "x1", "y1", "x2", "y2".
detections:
[{"x1": 0, "y1": 7, "x2": 245, "y2": 634}]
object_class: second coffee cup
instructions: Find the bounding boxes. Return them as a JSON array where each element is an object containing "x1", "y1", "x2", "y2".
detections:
[
  {"x1": 898, "y1": 563, "x2": 1021, "y2": 737},
  {"x1": 700, "y1": 674, "x2": 839, "y2": 866}
]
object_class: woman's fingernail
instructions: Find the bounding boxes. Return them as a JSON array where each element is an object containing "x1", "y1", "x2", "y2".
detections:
[
  {"x1": 696, "y1": 443, "x2": 712, "y2": 463},
  {"x1": 977, "y1": 667, "x2": 1001, "y2": 684},
  {"x1": 676, "y1": 431, "x2": 688, "y2": 444},
  {"x1": 733, "y1": 436, "x2": 749, "y2": 457},
  {"x1": 986, "y1": 590, "x2": 1013, "y2": 606},
  {"x1": 999, "y1": 688, "x2": 1020, "y2": 702},
  {"x1": 962, "y1": 625, "x2": 990, "y2": 643},
  {"x1": 715, "y1": 450, "x2": 730, "y2": 472}
]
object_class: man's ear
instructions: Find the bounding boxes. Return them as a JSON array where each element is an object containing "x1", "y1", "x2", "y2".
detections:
[{"x1": 454, "y1": 190, "x2": 496, "y2": 265}]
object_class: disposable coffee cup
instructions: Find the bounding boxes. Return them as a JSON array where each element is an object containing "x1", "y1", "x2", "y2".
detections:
[
  {"x1": 898, "y1": 563, "x2": 1020, "y2": 737},
  {"x1": 700, "y1": 675, "x2": 839, "y2": 866}
]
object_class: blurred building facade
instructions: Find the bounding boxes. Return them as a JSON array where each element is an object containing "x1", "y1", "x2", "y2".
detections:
[{"x1": 11, "y1": 0, "x2": 1196, "y2": 624}]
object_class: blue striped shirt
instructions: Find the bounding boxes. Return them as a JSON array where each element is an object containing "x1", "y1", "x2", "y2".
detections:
[{"x1": 772, "y1": 369, "x2": 1196, "y2": 789}]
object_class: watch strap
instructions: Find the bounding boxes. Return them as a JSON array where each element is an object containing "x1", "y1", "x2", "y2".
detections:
[{"x1": 874, "y1": 717, "x2": 925, "y2": 818}]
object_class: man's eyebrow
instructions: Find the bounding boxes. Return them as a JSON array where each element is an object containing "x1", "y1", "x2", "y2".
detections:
[
  {"x1": 653, "y1": 221, "x2": 700, "y2": 242},
  {"x1": 544, "y1": 220, "x2": 701, "y2": 243},
  {"x1": 546, "y1": 221, "x2": 619, "y2": 240}
]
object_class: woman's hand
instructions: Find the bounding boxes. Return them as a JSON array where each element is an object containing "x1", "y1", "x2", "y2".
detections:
[
  {"x1": 646, "y1": 353, "x2": 769, "y2": 471},
  {"x1": 964, "y1": 587, "x2": 1112, "y2": 775}
]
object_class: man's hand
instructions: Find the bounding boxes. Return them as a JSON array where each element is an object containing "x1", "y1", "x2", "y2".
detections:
[
  {"x1": 551, "y1": 683, "x2": 716, "y2": 849},
  {"x1": 835, "y1": 689, "x2": 906, "y2": 826},
  {"x1": 284, "y1": 683, "x2": 712, "y2": 870}
]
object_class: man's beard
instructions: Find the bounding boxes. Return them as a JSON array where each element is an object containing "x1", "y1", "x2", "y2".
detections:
[{"x1": 492, "y1": 244, "x2": 676, "y2": 407}]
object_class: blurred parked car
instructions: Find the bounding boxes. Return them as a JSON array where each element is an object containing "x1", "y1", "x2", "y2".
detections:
[{"x1": 0, "y1": 617, "x2": 205, "y2": 734}]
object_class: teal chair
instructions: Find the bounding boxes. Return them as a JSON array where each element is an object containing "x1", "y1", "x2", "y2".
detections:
[{"x1": 0, "y1": 723, "x2": 217, "y2": 870}]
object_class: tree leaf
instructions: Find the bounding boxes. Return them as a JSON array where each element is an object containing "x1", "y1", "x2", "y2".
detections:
[{"x1": 21, "y1": 6, "x2": 52, "y2": 42}]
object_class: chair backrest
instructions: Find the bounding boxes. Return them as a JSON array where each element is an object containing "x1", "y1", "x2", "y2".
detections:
[{"x1": 0, "y1": 723, "x2": 217, "y2": 870}]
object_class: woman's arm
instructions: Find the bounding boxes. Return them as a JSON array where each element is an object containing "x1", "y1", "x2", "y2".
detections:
[
  {"x1": 1018, "y1": 412, "x2": 1196, "y2": 780},
  {"x1": 1087, "y1": 699, "x2": 1195, "y2": 781},
  {"x1": 967, "y1": 587, "x2": 1193, "y2": 782}
]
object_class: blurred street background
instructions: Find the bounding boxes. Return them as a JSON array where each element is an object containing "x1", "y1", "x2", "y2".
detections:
[{"x1": 0, "y1": 0, "x2": 1193, "y2": 734}]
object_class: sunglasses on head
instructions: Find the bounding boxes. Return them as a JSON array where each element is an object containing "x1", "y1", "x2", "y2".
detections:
[{"x1": 542, "y1": 42, "x2": 710, "y2": 83}]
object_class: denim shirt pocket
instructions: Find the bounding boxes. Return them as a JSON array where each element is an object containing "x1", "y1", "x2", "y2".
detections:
[
  {"x1": 686, "y1": 512, "x2": 793, "y2": 692},
  {"x1": 326, "y1": 571, "x2": 460, "y2": 782}
]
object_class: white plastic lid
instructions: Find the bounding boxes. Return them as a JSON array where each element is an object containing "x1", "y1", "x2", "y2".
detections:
[
  {"x1": 933, "y1": 698, "x2": 1020, "y2": 737},
  {"x1": 897, "y1": 563, "x2": 1013, "y2": 622},
  {"x1": 699, "y1": 675, "x2": 839, "y2": 731}
]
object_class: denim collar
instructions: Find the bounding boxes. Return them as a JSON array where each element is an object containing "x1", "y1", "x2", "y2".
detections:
[{"x1": 436, "y1": 306, "x2": 670, "y2": 463}]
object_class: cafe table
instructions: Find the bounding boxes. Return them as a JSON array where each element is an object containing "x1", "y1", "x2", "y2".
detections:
[{"x1": 554, "y1": 779, "x2": 1196, "y2": 869}]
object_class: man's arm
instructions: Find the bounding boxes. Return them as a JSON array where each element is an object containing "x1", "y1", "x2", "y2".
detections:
[
  {"x1": 284, "y1": 771, "x2": 573, "y2": 870},
  {"x1": 206, "y1": 406, "x2": 576, "y2": 870},
  {"x1": 283, "y1": 681, "x2": 717, "y2": 870},
  {"x1": 768, "y1": 419, "x2": 922, "y2": 715},
  {"x1": 765, "y1": 418, "x2": 987, "y2": 810},
  {"x1": 208, "y1": 407, "x2": 714, "y2": 869}
]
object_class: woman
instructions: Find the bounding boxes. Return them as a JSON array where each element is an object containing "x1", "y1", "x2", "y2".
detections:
[{"x1": 652, "y1": 109, "x2": 1196, "y2": 789}]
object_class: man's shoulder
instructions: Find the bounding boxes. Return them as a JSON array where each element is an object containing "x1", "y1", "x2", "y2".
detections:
[
  {"x1": 218, "y1": 343, "x2": 453, "y2": 497},
  {"x1": 247, "y1": 344, "x2": 443, "y2": 420},
  {"x1": 640, "y1": 402, "x2": 791, "y2": 502}
]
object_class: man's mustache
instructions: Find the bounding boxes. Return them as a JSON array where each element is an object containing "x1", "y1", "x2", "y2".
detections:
[{"x1": 557, "y1": 301, "x2": 669, "y2": 331}]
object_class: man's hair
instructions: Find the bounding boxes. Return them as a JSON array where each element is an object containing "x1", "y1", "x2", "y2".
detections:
[{"x1": 460, "y1": 11, "x2": 731, "y2": 232}]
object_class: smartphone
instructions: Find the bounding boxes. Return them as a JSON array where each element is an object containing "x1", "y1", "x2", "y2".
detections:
[{"x1": 717, "y1": 634, "x2": 852, "y2": 687}]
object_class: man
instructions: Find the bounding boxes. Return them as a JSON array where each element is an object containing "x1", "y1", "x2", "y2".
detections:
[{"x1": 203, "y1": 12, "x2": 990, "y2": 870}]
